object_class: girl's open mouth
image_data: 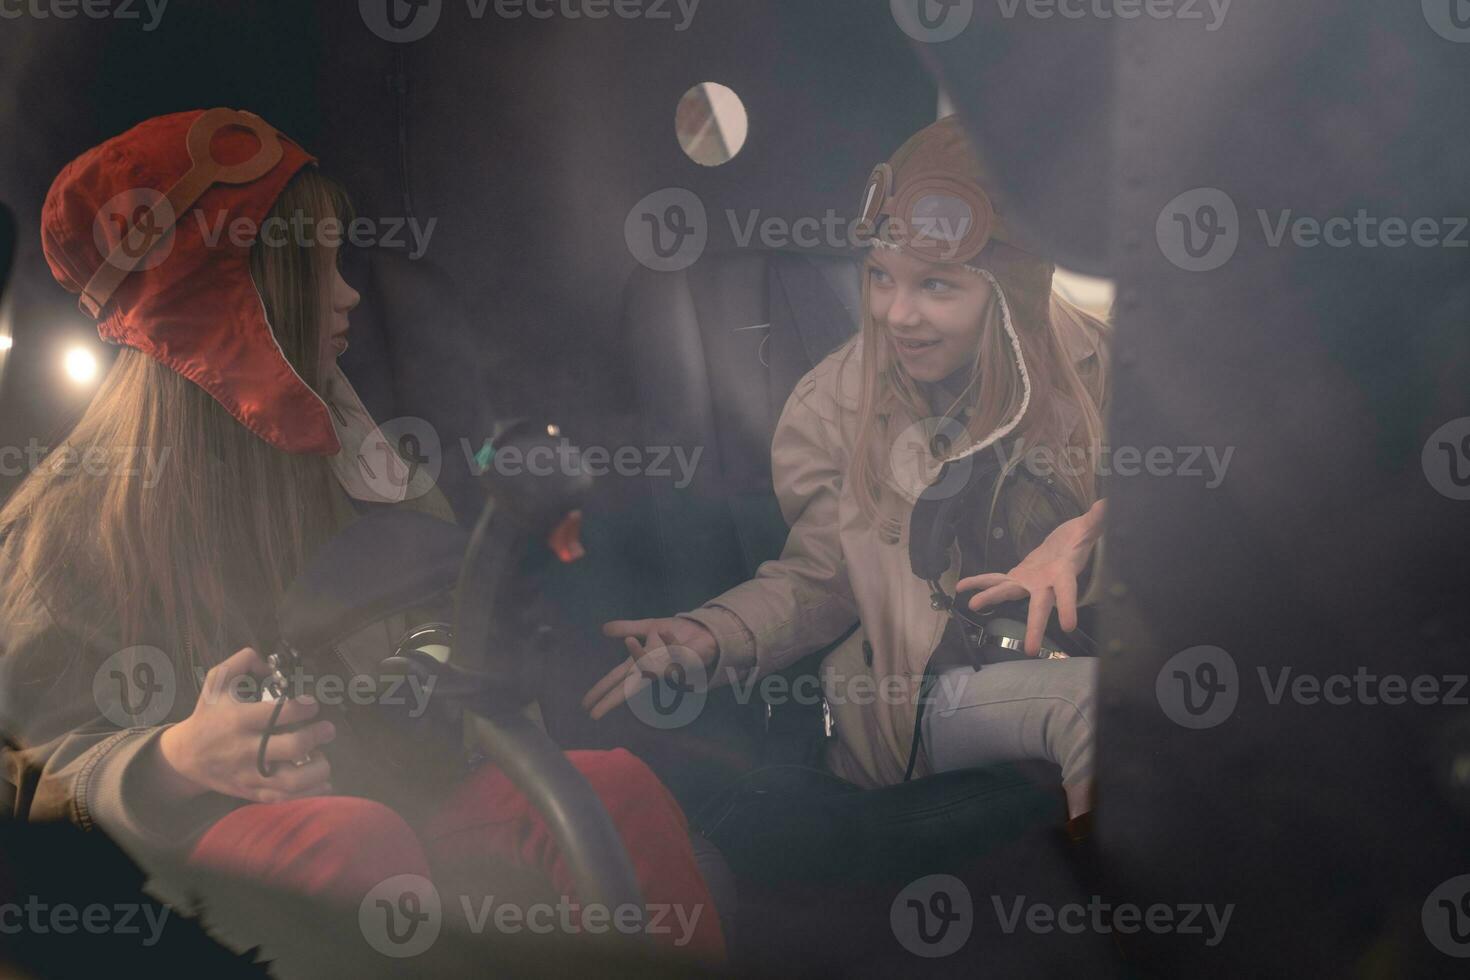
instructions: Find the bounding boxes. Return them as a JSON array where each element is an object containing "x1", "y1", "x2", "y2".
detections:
[{"x1": 895, "y1": 337, "x2": 941, "y2": 352}]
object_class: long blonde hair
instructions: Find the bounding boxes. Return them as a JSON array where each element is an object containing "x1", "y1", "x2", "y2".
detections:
[
  {"x1": 848, "y1": 240, "x2": 1112, "y2": 542},
  {"x1": 0, "y1": 169, "x2": 352, "y2": 673}
]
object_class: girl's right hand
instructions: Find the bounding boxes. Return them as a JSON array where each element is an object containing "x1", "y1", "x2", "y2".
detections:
[
  {"x1": 157, "y1": 646, "x2": 336, "y2": 804},
  {"x1": 581, "y1": 618, "x2": 720, "y2": 721}
]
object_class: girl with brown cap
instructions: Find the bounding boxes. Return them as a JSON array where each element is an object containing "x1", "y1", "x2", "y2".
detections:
[{"x1": 587, "y1": 116, "x2": 1111, "y2": 824}]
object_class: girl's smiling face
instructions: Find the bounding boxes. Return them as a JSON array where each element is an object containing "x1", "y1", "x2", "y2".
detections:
[{"x1": 866, "y1": 245, "x2": 992, "y2": 384}]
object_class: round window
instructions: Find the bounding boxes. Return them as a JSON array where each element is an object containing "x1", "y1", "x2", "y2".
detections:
[{"x1": 675, "y1": 82, "x2": 749, "y2": 167}]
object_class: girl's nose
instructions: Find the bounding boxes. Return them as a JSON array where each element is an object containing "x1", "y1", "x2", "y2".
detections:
[
  {"x1": 336, "y1": 277, "x2": 361, "y2": 315},
  {"x1": 886, "y1": 288, "x2": 923, "y2": 328}
]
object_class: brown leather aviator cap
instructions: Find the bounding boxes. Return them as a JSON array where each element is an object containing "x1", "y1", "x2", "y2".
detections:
[{"x1": 856, "y1": 115, "x2": 1029, "y2": 266}]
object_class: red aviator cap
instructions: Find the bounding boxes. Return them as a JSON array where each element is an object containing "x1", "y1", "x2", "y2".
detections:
[{"x1": 41, "y1": 108, "x2": 341, "y2": 455}]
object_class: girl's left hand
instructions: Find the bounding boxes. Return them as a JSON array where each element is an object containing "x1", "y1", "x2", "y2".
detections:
[{"x1": 957, "y1": 498, "x2": 1107, "y2": 656}]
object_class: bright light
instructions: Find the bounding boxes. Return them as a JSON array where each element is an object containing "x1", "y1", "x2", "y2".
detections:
[
  {"x1": 0, "y1": 335, "x2": 12, "y2": 351},
  {"x1": 1054, "y1": 268, "x2": 1116, "y2": 319},
  {"x1": 64, "y1": 346, "x2": 98, "y2": 384}
]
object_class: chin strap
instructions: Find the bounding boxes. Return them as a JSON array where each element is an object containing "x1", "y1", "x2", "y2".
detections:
[{"x1": 946, "y1": 267, "x2": 1032, "y2": 462}]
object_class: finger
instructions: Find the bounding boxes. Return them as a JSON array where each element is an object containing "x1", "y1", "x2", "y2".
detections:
[
  {"x1": 581, "y1": 656, "x2": 636, "y2": 712},
  {"x1": 967, "y1": 581, "x2": 1028, "y2": 612},
  {"x1": 272, "y1": 695, "x2": 323, "y2": 728},
  {"x1": 588, "y1": 667, "x2": 648, "y2": 721},
  {"x1": 588, "y1": 638, "x2": 659, "y2": 721},
  {"x1": 289, "y1": 781, "x2": 335, "y2": 800},
  {"x1": 1025, "y1": 587, "x2": 1056, "y2": 656},
  {"x1": 956, "y1": 573, "x2": 1007, "y2": 594},
  {"x1": 262, "y1": 720, "x2": 337, "y2": 762},
  {"x1": 1054, "y1": 573, "x2": 1079, "y2": 633},
  {"x1": 258, "y1": 755, "x2": 332, "y2": 795},
  {"x1": 235, "y1": 693, "x2": 321, "y2": 730},
  {"x1": 202, "y1": 647, "x2": 270, "y2": 700},
  {"x1": 602, "y1": 619, "x2": 656, "y2": 638},
  {"x1": 249, "y1": 787, "x2": 291, "y2": 805}
]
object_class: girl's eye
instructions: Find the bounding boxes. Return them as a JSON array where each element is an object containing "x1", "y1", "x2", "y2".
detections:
[
  {"x1": 923, "y1": 278, "x2": 955, "y2": 294},
  {"x1": 868, "y1": 266, "x2": 893, "y2": 286}
]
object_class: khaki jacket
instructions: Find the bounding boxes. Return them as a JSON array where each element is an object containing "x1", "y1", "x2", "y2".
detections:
[{"x1": 683, "y1": 300, "x2": 1108, "y2": 787}]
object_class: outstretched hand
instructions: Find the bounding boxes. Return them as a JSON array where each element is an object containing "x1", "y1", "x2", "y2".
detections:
[
  {"x1": 581, "y1": 617, "x2": 720, "y2": 721},
  {"x1": 957, "y1": 498, "x2": 1107, "y2": 656}
]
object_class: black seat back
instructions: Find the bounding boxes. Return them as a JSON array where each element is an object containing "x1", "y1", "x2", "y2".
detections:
[
  {"x1": 626, "y1": 251, "x2": 860, "y2": 613},
  {"x1": 547, "y1": 250, "x2": 860, "y2": 805}
]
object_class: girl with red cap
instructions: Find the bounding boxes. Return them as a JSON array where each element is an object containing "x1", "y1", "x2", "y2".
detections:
[
  {"x1": 588, "y1": 116, "x2": 1111, "y2": 831},
  {"x1": 0, "y1": 109, "x2": 723, "y2": 961}
]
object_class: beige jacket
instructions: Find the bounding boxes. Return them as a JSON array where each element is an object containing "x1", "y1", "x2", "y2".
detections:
[{"x1": 682, "y1": 301, "x2": 1108, "y2": 788}]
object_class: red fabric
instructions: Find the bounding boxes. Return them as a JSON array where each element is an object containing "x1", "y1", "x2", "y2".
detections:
[
  {"x1": 188, "y1": 749, "x2": 725, "y2": 962},
  {"x1": 187, "y1": 795, "x2": 432, "y2": 898},
  {"x1": 40, "y1": 109, "x2": 340, "y2": 455}
]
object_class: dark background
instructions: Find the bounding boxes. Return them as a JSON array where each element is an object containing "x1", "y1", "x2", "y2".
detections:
[
  {"x1": 4, "y1": 2, "x2": 1470, "y2": 977},
  {"x1": 0, "y1": 0, "x2": 935, "y2": 510}
]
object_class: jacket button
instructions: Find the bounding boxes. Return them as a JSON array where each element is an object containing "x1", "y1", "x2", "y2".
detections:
[{"x1": 862, "y1": 641, "x2": 874, "y2": 666}]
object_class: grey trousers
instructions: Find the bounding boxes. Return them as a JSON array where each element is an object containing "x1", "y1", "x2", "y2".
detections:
[{"x1": 921, "y1": 657, "x2": 1098, "y2": 817}]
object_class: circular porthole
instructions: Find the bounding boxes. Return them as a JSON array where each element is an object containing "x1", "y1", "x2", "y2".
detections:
[{"x1": 675, "y1": 82, "x2": 749, "y2": 167}]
